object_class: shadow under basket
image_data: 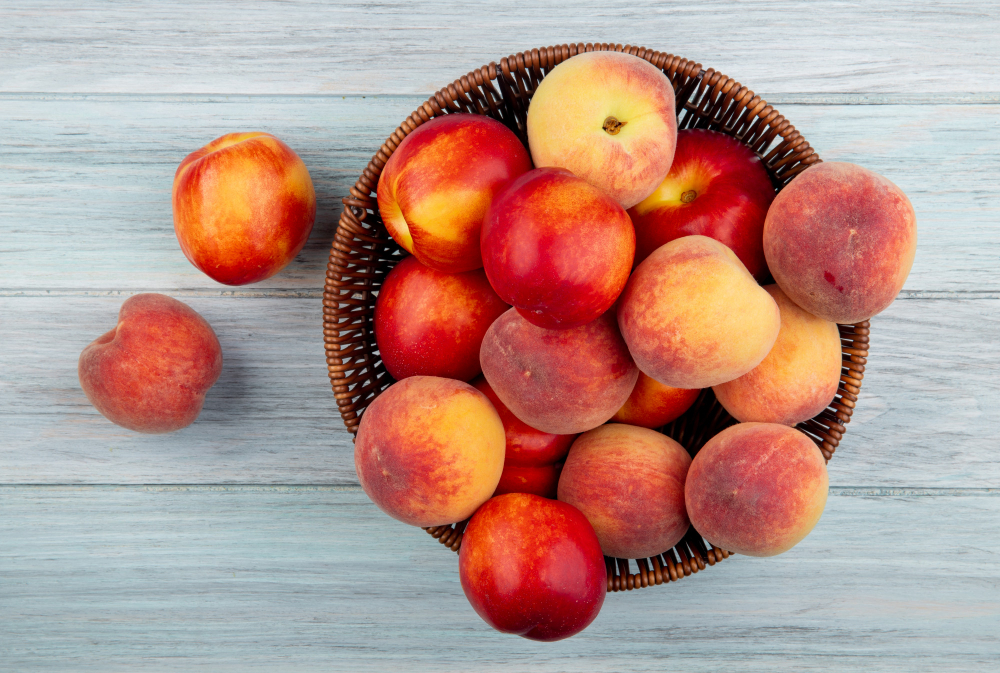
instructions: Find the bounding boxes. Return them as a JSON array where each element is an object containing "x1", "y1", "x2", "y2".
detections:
[{"x1": 323, "y1": 43, "x2": 871, "y2": 593}]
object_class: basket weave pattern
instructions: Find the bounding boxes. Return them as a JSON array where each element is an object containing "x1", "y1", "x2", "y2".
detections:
[{"x1": 323, "y1": 43, "x2": 870, "y2": 592}]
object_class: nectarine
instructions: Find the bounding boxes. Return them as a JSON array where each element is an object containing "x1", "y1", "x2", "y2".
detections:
[
  {"x1": 374, "y1": 256, "x2": 508, "y2": 381},
  {"x1": 481, "y1": 167, "x2": 635, "y2": 329},
  {"x1": 459, "y1": 493, "x2": 606, "y2": 641},
  {"x1": 173, "y1": 132, "x2": 316, "y2": 286},
  {"x1": 629, "y1": 128, "x2": 776, "y2": 279},
  {"x1": 377, "y1": 113, "x2": 532, "y2": 273}
]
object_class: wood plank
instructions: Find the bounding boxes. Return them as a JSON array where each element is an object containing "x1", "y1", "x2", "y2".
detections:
[
  {"x1": 1, "y1": 487, "x2": 997, "y2": 671},
  {"x1": 2, "y1": 96, "x2": 998, "y2": 293},
  {"x1": 0, "y1": 295, "x2": 355, "y2": 484},
  {"x1": 2, "y1": 296, "x2": 997, "y2": 487},
  {"x1": 3, "y1": 1, "x2": 1000, "y2": 96}
]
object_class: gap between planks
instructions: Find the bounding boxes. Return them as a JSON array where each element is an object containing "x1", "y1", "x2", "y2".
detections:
[
  {"x1": 1, "y1": 92, "x2": 999, "y2": 104},
  {"x1": 0, "y1": 485, "x2": 997, "y2": 496}
]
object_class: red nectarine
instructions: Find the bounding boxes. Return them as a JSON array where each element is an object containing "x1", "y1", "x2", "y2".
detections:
[
  {"x1": 459, "y1": 493, "x2": 606, "y2": 641},
  {"x1": 173, "y1": 132, "x2": 316, "y2": 286},
  {"x1": 374, "y1": 256, "x2": 508, "y2": 382}
]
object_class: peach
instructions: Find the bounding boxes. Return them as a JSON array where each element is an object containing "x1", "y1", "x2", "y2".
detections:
[
  {"x1": 714, "y1": 285, "x2": 843, "y2": 426},
  {"x1": 173, "y1": 132, "x2": 316, "y2": 286},
  {"x1": 617, "y1": 235, "x2": 780, "y2": 389},
  {"x1": 685, "y1": 423, "x2": 828, "y2": 557},
  {"x1": 354, "y1": 376, "x2": 505, "y2": 527},
  {"x1": 459, "y1": 493, "x2": 606, "y2": 641},
  {"x1": 374, "y1": 255, "x2": 509, "y2": 382},
  {"x1": 527, "y1": 51, "x2": 677, "y2": 208},
  {"x1": 612, "y1": 372, "x2": 700, "y2": 429},
  {"x1": 558, "y1": 424, "x2": 691, "y2": 559},
  {"x1": 480, "y1": 309, "x2": 639, "y2": 435},
  {"x1": 377, "y1": 113, "x2": 532, "y2": 273},
  {"x1": 763, "y1": 161, "x2": 917, "y2": 323},
  {"x1": 481, "y1": 167, "x2": 635, "y2": 329},
  {"x1": 470, "y1": 376, "x2": 575, "y2": 467},
  {"x1": 493, "y1": 464, "x2": 562, "y2": 499},
  {"x1": 78, "y1": 293, "x2": 222, "y2": 433}
]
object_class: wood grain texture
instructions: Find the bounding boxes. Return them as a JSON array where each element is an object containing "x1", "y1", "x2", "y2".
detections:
[
  {"x1": 1, "y1": 488, "x2": 998, "y2": 672},
  {"x1": 0, "y1": 296, "x2": 354, "y2": 484},
  {"x1": 2, "y1": 96, "x2": 998, "y2": 292},
  {"x1": 2, "y1": 5, "x2": 998, "y2": 665},
  {"x1": 3, "y1": 1, "x2": 1000, "y2": 96},
  {"x1": 2, "y1": 296, "x2": 997, "y2": 487}
]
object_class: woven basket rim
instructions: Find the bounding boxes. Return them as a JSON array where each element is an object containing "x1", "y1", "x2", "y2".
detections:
[{"x1": 322, "y1": 43, "x2": 871, "y2": 593}]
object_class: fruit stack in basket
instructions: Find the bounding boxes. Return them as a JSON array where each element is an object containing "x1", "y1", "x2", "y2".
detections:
[{"x1": 355, "y1": 51, "x2": 917, "y2": 641}]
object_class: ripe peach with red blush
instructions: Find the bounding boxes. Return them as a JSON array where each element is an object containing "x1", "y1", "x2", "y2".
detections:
[
  {"x1": 173, "y1": 132, "x2": 316, "y2": 286},
  {"x1": 558, "y1": 424, "x2": 691, "y2": 559},
  {"x1": 459, "y1": 493, "x2": 606, "y2": 641},
  {"x1": 375, "y1": 256, "x2": 509, "y2": 382},
  {"x1": 685, "y1": 423, "x2": 829, "y2": 557},
  {"x1": 714, "y1": 285, "x2": 843, "y2": 426},
  {"x1": 617, "y1": 235, "x2": 780, "y2": 389},
  {"x1": 763, "y1": 161, "x2": 917, "y2": 323},
  {"x1": 480, "y1": 309, "x2": 639, "y2": 435},
  {"x1": 377, "y1": 113, "x2": 532, "y2": 273},
  {"x1": 481, "y1": 167, "x2": 635, "y2": 330},
  {"x1": 354, "y1": 376, "x2": 505, "y2": 527},
  {"x1": 78, "y1": 293, "x2": 222, "y2": 433}
]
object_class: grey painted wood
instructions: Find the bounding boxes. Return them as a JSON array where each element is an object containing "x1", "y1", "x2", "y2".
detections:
[
  {"x1": 0, "y1": 295, "x2": 355, "y2": 485},
  {"x1": 2, "y1": 96, "x2": 998, "y2": 293},
  {"x1": 2, "y1": 296, "x2": 997, "y2": 487},
  {"x1": 1, "y1": 488, "x2": 998, "y2": 671},
  {"x1": 2, "y1": 2, "x2": 998, "y2": 664},
  {"x1": 3, "y1": 1, "x2": 1000, "y2": 96}
]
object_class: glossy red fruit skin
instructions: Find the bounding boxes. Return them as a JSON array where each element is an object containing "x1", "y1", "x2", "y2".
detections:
[
  {"x1": 459, "y1": 493, "x2": 607, "y2": 641},
  {"x1": 172, "y1": 132, "x2": 316, "y2": 286},
  {"x1": 492, "y1": 464, "x2": 562, "y2": 499},
  {"x1": 628, "y1": 129, "x2": 776, "y2": 280},
  {"x1": 374, "y1": 255, "x2": 509, "y2": 381},
  {"x1": 481, "y1": 167, "x2": 635, "y2": 330},
  {"x1": 376, "y1": 113, "x2": 533, "y2": 273},
  {"x1": 471, "y1": 376, "x2": 575, "y2": 467}
]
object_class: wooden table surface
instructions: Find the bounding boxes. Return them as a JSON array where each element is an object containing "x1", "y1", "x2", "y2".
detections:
[{"x1": 2, "y1": 2, "x2": 998, "y2": 670}]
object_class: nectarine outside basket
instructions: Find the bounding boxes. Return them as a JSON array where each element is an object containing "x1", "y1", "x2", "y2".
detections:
[{"x1": 322, "y1": 43, "x2": 870, "y2": 593}]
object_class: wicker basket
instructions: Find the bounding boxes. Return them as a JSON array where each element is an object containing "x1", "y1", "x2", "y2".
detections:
[{"x1": 322, "y1": 43, "x2": 870, "y2": 593}]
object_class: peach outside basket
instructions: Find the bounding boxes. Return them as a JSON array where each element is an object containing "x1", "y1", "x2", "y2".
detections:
[{"x1": 322, "y1": 43, "x2": 870, "y2": 593}]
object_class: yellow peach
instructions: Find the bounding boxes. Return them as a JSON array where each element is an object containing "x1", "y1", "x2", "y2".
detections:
[
  {"x1": 354, "y1": 376, "x2": 506, "y2": 527},
  {"x1": 617, "y1": 235, "x2": 780, "y2": 389},
  {"x1": 714, "y1": 285, "x2": 843, "y2": 425},
  {"x1": 527, "y1": 51, "x2": 677, "y2": 209}
]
